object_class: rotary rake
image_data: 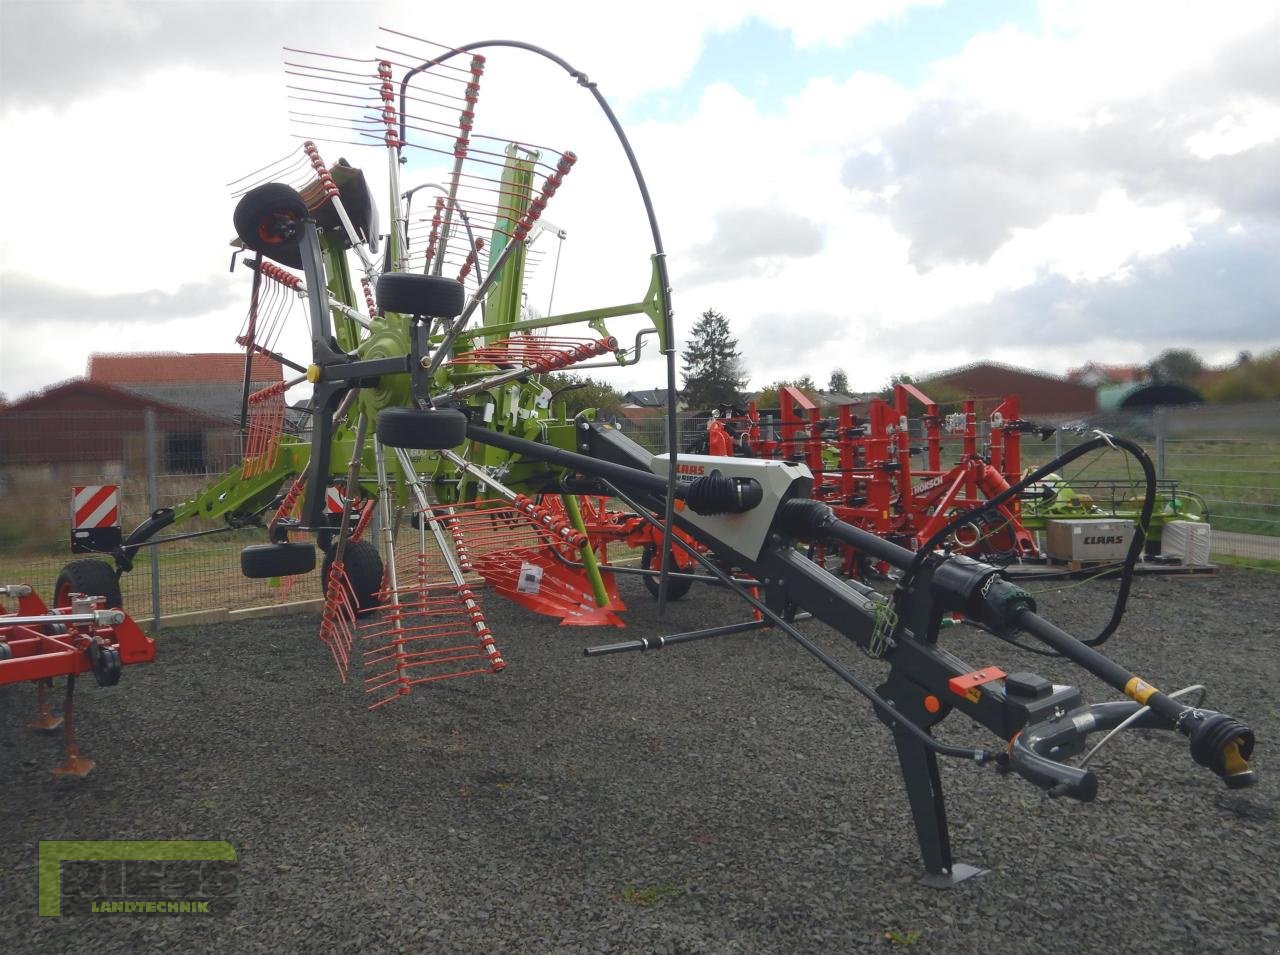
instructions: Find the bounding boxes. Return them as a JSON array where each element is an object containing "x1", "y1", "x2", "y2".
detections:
[{"x1": 223, "y1": 31, "x2": 671, "y2": 707}]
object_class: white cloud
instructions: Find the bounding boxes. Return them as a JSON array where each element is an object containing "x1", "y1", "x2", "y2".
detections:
[{"x1": 2, "y1": 0, "x2": 1278, "y2": 404}]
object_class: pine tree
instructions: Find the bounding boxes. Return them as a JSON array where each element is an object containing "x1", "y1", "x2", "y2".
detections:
[{"x1": 680, "y1": 308, "x2": 747, "y2": 409}]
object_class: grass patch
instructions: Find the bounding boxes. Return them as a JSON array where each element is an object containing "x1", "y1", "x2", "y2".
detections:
[
  {"x1": 884, "y1": 927, "x2": 923, "y2": 946},
  {"x1": 615, "y1": 883, "x2": 680, "y2": 907},
  {"x1": 1212, "y1": 555, "x2": 1280, "y2": 573}
]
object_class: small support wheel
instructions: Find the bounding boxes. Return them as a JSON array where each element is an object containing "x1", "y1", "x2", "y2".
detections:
[
  {"x1": 240, "y1": 541, "x2": 317, "y2": 579},
  {"x1": 88, "y1": 642, "x2": 122, "y2": 687},
  {"x1": 375, "y1": 272, "x2": 466, "y2": 318},
  {"x1": 376, "y1": 407, "x2": 467, "y2": 450},
  {"x1": 640, "y1": 544, "x2": 693, "y2": 601},
  {"x1": 54, "y1": 559, "x2": 122, "y2": 610}
]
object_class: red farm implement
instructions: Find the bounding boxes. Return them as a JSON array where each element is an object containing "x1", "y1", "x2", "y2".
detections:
[
  {"x1": 686, "y1": 383, "x2": 1047, "y2": 576},
  {"x1": 1, "y1": 584, "x2": 155, "y2": 776}
]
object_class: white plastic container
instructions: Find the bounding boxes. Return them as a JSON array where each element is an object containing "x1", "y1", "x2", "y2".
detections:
[{"x1": 1162, "y1": 520, "x2": 1212, "y2": 566}]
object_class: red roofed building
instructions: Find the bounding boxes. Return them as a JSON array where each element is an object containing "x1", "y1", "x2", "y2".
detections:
[
  {"x1": 88, "y1": 352, "x2": 284, "y2": 422},
  {"x1": 0, "y1": 379, "x2": 242, "y2": 476},
  {"x1": 919, "y1": 362, "x2": 1097, "y2": 416}
]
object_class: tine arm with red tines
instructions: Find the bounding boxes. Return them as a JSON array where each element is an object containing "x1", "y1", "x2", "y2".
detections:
[
  {"x1": 437, "y1": 336, "x2": 619, "y2": 403},
  {"x1": 437, "y1": 450, "x2": 587, "y2": 550},
  {"x1": 242, "y1": 380, "x2": 288, "y2": 478},
  {"x1": 353, "y1": 450, "x2": 507, "y2": 709},
  {"x1": 242, "y1": 259, "x2": 372, "y2": 332}
]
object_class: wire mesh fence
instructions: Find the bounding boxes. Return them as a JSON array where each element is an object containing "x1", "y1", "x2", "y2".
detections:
[
  {"x1": 0, "y1": 409, "x2": 313, "y2": 625},
  {"x1": 1, "y1": 399, "x2": 1276, "y2": 629},
  {"x1": 1020, "y1": 401, "x2": 1280, "y2": 565}
]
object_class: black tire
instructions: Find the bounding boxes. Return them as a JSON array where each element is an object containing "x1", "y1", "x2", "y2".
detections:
[
  {"x1": 233, "y1": 183, "x2": 308, "y2": 265},
  {"x1": 240, "y1": 541, "x2": 316, "y2": 579},
  {"x1": 321, "y1": 539, "x2": 385, "y2": 613},
  {"x1": 376, "y1": 406, "x2": 467, "y2": 449},
  {"x1": 376, "y1": 273, "x2": 466, "y2": 318},
  {"x1": 640, "y1": 544, "x2": 693, "y2": 601},
  {"x1": 54, "y1": 559, "x2": 123, "y2": 609}
]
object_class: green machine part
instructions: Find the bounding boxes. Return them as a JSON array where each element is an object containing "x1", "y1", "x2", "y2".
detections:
[{"x1": 483, "y1": 143, "x2": 538, "y2": 339}]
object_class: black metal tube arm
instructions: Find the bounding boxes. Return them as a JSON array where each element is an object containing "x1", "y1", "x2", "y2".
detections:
[{"x1": 466, "y1": 423, "x2": 670, "y2": 496}]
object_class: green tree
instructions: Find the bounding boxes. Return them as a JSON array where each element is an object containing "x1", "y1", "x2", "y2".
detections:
[
  {"x1": 828, "y1": 368, "x2": 849, "y2": 393},
  {"x1": 877, "y1": 373, "x2": 966, "y2": 408},
  {"x1": 1203, "y1": 349, "x2": 1280, "y2": 402},
  {"x1": 754, "y1": 378, "x2": 818, "y2": 410},
  {"x1": 541, "y1": 373, "x2": 625, "y2": 418},
  {"x1": 1147, "y1": 348, "x2": 1205, "y2": 384},
  {"x1": 680, "y1": 308, "x2": 747, "y2": 409}
]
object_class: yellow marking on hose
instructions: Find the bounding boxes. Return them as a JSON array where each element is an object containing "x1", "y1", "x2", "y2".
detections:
[
  {"x1": 1124, "y1": 676, "x2": 1157, "y2": 704},
  {"x1": 306, "y1": 364, "x2": 321, "y2": 383},
  {"x1": 1222, "y1": 740, "x2": 1250, "y2": 775}
]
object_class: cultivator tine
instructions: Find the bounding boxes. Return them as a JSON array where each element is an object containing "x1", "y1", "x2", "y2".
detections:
[
  {"x1": 50, "y1": 675, "x2": 95, "y2": 779},
  {"x1": 28, "y1": 680, "x2": 63, "y2": 731}
]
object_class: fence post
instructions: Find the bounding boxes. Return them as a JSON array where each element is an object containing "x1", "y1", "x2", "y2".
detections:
[
  {"x1": 1054, "y1": 426, "x2": 1063, "y2": 461},
  {"x1": 145, "y1": 409, "x2": 161, "y2": 631},
  {"x1": 1153, "y1": 407, "x2": 1167, "y2": 481}
]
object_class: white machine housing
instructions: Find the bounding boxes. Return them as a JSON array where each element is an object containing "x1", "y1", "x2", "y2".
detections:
[{"x1": 651, "y1": 453, "x2": 814, "y2": 563}]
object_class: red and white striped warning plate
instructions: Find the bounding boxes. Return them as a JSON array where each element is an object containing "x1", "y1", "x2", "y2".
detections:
[
  {"x1": 71, "y1": 485, "x2": 121, "y2": 529},
  {"x1": 325, "y1": 486, "x2": 345, "y2": 514}
]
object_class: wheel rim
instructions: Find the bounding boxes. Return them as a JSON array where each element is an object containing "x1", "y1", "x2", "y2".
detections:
[{"x1": 256, "y1": 211, "x2": 298, "y2": 246}]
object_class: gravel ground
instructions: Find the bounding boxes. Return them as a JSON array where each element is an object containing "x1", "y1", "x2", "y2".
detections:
[{"x1": 2, "y1": 567, "x2": 1278, "y2": 953}]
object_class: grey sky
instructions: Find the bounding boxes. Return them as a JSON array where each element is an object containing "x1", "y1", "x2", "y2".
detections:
[
  {"x1": 1, "y1": 2, "x2": 1277, "y2": 400},
  {"x1": 2, "y1": 273, "x2": 239, "y2": 323},
  {"x1": 0, "y1": 1, "x2": 363, "y2": 108},
  {"x1": 842, "y1": 13, "x2": 1280, "y2": 270},
  {"x1": 939, "y1": 223, "x2": 1280, "y2": 348},
  {"x1": 681, "y1": 207, "x2": 825, "y2": 287}
]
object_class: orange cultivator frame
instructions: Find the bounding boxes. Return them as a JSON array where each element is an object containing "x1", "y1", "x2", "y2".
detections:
[
  {"x1": 1, "y1": 584, "x2": 155, "y2": 775},
  {"x1": 696, "y1": 384, "x2": 1046, "y2": 574}
]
